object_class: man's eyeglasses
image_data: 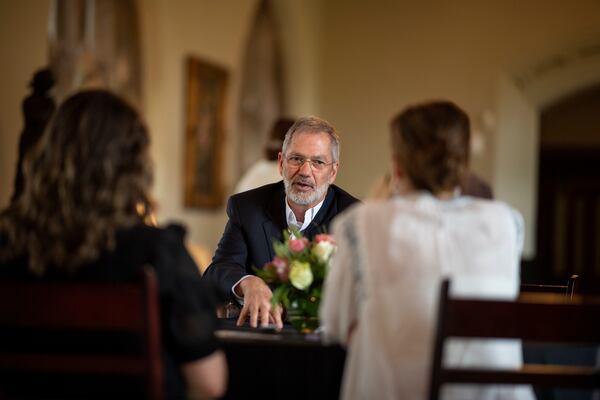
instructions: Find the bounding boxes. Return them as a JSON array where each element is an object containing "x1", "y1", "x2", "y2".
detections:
[{"x1": 285, "y1": 155, "x2": 335, "y2": 171}]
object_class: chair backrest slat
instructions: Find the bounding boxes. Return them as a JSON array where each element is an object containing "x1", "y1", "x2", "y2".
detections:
[
  {"x1": 0, "y1": 267, "x2": 163, "y2": 400},
  {"x1": 1, "y1": 354, "x2": 147, "y2": 374},
  {"x1": 445, "y1": 298, "x2": 600, "y2": 343},
  {"x1": 0, "y1": 283, "x2": 145, "y2": 330},
  {"x1": 443, "y1": 366, "x2": 600, "y2": 387},
  {"x1": 429, "y1": 279, "x2": 600, "y2": 400}
]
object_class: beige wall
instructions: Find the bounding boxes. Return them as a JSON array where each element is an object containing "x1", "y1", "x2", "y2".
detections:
[
  {"x1": 273, "y1": 0, "x2": 321, "y2": 116},
  {"x1": 0, "y1": 0, "x2": 50, "y2": 207}
]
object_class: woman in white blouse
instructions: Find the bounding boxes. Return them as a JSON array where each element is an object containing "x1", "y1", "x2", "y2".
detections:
[{"x1": 320, "y1": 101, "x2": 534, "y2": 400}]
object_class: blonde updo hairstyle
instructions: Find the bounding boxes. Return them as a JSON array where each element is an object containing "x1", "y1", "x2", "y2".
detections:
[{"x1": 390, "y1": 101, "x2": 470, "y2": 195}]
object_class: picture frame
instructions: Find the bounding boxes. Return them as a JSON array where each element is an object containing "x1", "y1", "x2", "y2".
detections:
[{"x1": 183, "y1": 56, "x2": 228, "y2": 209}]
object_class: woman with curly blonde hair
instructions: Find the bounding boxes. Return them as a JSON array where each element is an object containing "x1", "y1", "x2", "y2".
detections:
[{"x1": 0, "y1": 90, "x2": 226, "y2": 399}]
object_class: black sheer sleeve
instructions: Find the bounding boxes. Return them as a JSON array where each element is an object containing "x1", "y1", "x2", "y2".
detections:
[{"x1": 152, "y1": 225, "x2": 221, "y2": 363}]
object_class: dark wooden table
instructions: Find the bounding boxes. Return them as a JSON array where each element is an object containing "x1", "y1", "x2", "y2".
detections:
[{"x1": 216, "y1": 319, "x2": 346, "y2": 400}]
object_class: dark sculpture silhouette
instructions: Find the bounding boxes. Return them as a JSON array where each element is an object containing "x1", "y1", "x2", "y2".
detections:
[{"x1": 11, "y1": 68, "x2": 56, "y2": 203}]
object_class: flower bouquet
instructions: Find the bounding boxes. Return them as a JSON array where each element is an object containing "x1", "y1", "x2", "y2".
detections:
[{"x1": 255, "y1": 228, "x2": 336, "y2": 333}]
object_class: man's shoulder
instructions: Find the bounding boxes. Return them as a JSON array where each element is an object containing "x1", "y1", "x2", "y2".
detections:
[
  {"x1": 329, "y1": 184, "x2": 360, "y2": 210},
  {"x1": 230, "y1": 181, "x2": 283, "y2": 202},
  {"x1": 228, "y1": 181, "x2": 284, "y2": 216}
]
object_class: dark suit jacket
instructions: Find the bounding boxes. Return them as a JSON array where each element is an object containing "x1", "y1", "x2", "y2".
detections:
[{"x1": 203, "y1": 181, "x2": 359, "y2": 300}]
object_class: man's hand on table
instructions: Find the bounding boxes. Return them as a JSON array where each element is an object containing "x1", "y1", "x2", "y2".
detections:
[{"x1": 235, "y1": 276, "x2": 283, "y2": 330}]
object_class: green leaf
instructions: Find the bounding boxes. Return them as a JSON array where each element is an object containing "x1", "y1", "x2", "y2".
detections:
[
  {"x1": 312, "y1": 262, "x2": 326, "y2": 281},
  {"x1": 273, "y1": 241, "x2": 290, "y2": 258},
  {"x1": 287, "y1": 225, "x2": 303, "y2": 239},
  {"x1": 280, "y1": 286, "x2": 290, "y2": 308},
  {"x1": 304, "y1": 299, "x2": 319, "y2": 317},
  {"x1": 310, "y1": 287, "x2": 321, "y2": 298},
  {"x1": 272, "y1": 285, "x2": 290, "y2": 308},
  {"x1": 253, "y1": 265, "x2": 276, "y2": 283}
]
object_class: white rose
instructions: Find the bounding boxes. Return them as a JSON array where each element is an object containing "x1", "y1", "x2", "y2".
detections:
[
  {"x1": 312, "y1": 240, "x2": 335, "y2": 263},
  {"x1": 289, "y1": 260, "x2": 313, "y2": 290}
]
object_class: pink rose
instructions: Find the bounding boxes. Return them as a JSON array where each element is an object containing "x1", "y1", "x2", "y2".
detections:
[
  {"x1": 272, "y1": 256, "x2": 289, "y2": 282},
  {"x1": 315, "y1": 233, "x2": 336, "y2": 245},
  {"x1": 288, "y1": 238, "x2": 309, "y2": 253}
]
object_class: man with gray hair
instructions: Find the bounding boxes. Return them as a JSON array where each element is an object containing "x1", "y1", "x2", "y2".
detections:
[{"x1": 203, "y1": 116, "x2": 359, "y2": 329}]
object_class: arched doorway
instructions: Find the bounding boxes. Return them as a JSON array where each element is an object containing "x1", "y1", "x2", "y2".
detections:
[{"x1": 492, "y1": 43, "x2": 600, "y2": 286}]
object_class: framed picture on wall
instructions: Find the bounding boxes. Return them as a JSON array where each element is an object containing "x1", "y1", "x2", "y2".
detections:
[{"x1": 183, "y1": 56, "x2": 228, "y2": 209}]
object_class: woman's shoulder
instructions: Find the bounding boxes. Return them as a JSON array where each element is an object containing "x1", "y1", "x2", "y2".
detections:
[
  {"x1": 0, "y1": 223, "x2": 193, "y2": 281},
  {"x1": 117, "y1": 223, "x2": 187, "y2": 247},
  {"x1": 335, "y1": 195, "x2": 520, "y2": 221},
  {"x1": 111, "y1": 223, "x2": 191, "y2": 267},
  {"x1": 450, "y1": 197, "x2": 524, "y2": 251},
  {"x1": 90, "y1": 223, "x2": 195, "y2": 282},
  {"x1": 331, "y1": 199, "x2": 394, "y2": 238},
  {"x1": 458, "y1": 197, "x2": 522, "y2": 224}
]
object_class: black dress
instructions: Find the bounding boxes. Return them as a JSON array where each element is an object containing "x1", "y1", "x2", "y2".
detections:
[{"x1": 0, "y1": 224, "x2": 220, "y2": 399}]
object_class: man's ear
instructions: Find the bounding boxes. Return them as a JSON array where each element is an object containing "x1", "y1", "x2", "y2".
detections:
[
  {"x1": 391, "y1": 157, "x2": 402, "y2": 180},
  {"x1": 329, "y1": 162, "x2": 339, "y2": 183},
  {"x1": 391, "y1": 156, "x2": 414, "y2": 195},
  {"x1": 278, "y1": 152, "x2": 284, "y2": 176}
]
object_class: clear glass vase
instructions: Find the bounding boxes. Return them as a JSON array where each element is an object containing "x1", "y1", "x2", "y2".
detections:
[{"x1": 286, "y1": 297, "x2": 320, "y2": 333}]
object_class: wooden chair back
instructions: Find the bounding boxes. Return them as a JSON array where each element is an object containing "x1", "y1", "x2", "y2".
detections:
[
  {"x1": 0, "y1": 267, "x2": 163, "y2": 399},
  {"x1": 520, "y1": 274, "x2": 579, "y2": 298},
  {"x1": 429, "y1": 279, "x2": 600, "y2": 400}
]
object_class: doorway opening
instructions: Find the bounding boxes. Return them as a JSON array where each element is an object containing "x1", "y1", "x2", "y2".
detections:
[{"x1": 535, "y1": 84, "x2": 600, "y2": 284}]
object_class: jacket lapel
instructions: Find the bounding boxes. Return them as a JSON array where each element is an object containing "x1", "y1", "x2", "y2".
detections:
[
  {"x1": 303, "y1": 186, "x2": 336, "y2": 239},
  {"x1": 262, "y1": 184, "x2": 287, "y2": 260}
]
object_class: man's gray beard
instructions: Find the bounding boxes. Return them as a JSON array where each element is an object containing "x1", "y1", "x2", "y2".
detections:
[{"x1": 283, "y1": 177, "x2": 330, "y2": 206}]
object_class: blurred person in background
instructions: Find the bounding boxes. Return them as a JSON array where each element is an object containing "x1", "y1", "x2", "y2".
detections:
[
  {"x1": 234, "y1": 117, "x2": 295, "y2": 194},
  {"x1": 11, "y1": 67, "x2": 56, "y2": 203}
]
